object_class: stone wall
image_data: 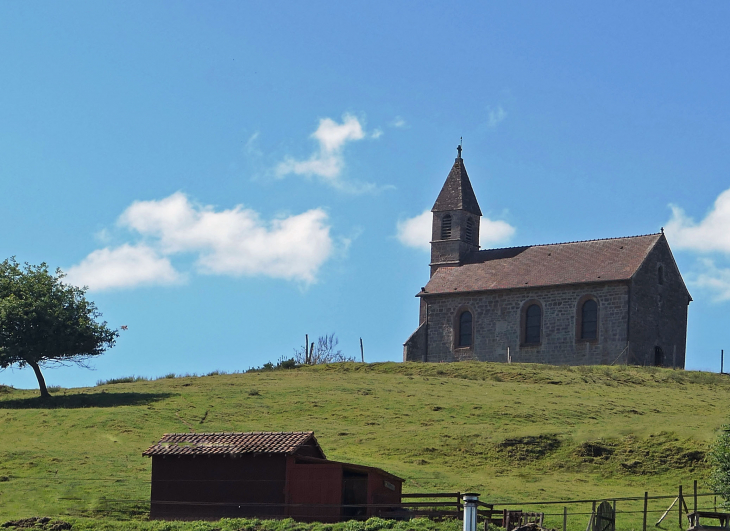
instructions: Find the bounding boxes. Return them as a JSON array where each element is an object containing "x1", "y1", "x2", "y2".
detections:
[
  {"x1": 418, "y1": 282, "x2": 630, "y2": 365},
  {"x1": 628, "y1": 236, "x2": 690, "y2": 368},
  {"x1": 403, "y1": 322, "x2": 426, "y2": 362}
]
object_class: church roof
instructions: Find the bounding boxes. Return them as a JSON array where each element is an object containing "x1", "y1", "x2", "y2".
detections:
[
  {"x1": 432, "y1": 156, "x2": 482, "y2": 215},
  {"x1": 421, "y1": 233, "x2": 664, "y2": 295}
]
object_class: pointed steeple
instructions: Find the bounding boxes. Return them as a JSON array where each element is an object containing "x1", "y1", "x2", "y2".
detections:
[
  {"x1": 429, "y1": 146, "x2": 484, "y2": 277},
  {"x1": 432, "y1": 148, "x2": 482, "y2": 216}
]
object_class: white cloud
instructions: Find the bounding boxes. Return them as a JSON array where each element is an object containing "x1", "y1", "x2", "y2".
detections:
[
  {"x1": 313, "y1": 114, "x2": 365, "y2": 152},
  {"x1": 275, "y1": 114, "x2": 380, "y2": 192},
  {"x1": 68, "y1": 192, "x2": 335, "y2": 290},
  {"x1": 244, "y1": 132, "x2": 262, "y2": 158},
  {"x1": 396, "y1": 210, "x2": 432, "y2": 251},
  {"x1": 480, "y1": 217, "x2": 517, "y2": 246},
  {"x1": 664, "y1": 188, "x2": 730, "y2": 303},
  {"x1": 694, "y1": 259, "x2": 730, "y2": 302},
  {"x1": 371, "y1": 128, "x2": 384, "y2": 139},
  {"x1": 486, "y1": 106, "x2": 507, "y2": 128},
  {"x1": 276, "y1": 114, "x2": 364, "y2": 180},
  {"x1": 665, "y1": 188, "x2": 730, "y2": 253},
  {"x1": 389, "y1": 116, "x2": 407, "y2": 128},
  {"x1": 65, "y1": 244, "x2": 183, "y2": 291},
  {"x1": 396, "y1": 210, "x2": 515, "y2": 251}
]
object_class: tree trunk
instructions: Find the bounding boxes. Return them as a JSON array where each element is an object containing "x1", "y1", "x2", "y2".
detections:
[{"x1": 28, "y1": 360, "x2": 50, "y2": 399}]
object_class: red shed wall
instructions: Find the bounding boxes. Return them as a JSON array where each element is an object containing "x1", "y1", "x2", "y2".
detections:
[
  {"x1": 150, "y1": 454, "x2": 287, "y2": 520},
  {"x1": 367, "y1": 471, "x2": 403, "y2": 517},
  {"x1": 286, "y1": 458, "x2": 342, "y2": 522}
]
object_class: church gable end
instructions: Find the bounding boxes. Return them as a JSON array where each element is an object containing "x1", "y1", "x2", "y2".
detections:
[{"x1": 628, "y1": 234, "x2": 690, "y2": 368}]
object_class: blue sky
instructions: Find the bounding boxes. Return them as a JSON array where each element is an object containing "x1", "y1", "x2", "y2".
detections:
[{"x1": 2, "y1": 2, "x2": 729, "y2": 388}]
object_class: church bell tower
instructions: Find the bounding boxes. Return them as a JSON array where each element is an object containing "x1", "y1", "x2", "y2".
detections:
[{"x1": 430, "y1": 145, "x2": 482, "y2": 277}]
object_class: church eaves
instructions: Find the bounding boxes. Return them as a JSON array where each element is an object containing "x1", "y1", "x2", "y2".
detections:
[{"x1": 431, "y1": 155, "x2": 483, "y2": 216}]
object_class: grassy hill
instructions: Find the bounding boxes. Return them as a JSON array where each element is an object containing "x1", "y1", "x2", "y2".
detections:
[{"x1": 0, "y1": 362, "x2": 728, "y2": 529}]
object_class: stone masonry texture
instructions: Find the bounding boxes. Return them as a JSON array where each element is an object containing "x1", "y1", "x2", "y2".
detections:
[
  {"x1": 407, "y1": 282, "x2": 630, "y2": 365},
  {"x1": 628, "y1": 237, "x2": 689, "y2": 367}
]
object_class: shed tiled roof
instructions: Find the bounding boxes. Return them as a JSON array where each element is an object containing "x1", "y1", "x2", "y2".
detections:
[
  {"x1": 432, "y1": 157, "x2": 482, "y2": 215},
  {"x1": 422, "y1": 233, "x2": 663, "y2": 295},
  {"x1": 143, "y1": 431, "x2": 324, "y2": 457}
]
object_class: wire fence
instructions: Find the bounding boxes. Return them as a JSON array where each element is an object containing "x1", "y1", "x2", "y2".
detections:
[
  {"x1": 1, "y1": 477, "x2": 727, "y2": 529},
  {"x1": 488, "y1": 486, "x2": 727, "y2": 531}
]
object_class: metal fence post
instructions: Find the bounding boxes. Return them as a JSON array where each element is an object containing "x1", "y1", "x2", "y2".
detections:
[{"x1": 463, "y1": 493, "x2": 479, "y2": 531}]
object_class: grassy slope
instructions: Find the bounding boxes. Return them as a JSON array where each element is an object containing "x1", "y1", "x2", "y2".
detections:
[{"x1": 0, "y1": 362, "x2": 728, "y2": 528}]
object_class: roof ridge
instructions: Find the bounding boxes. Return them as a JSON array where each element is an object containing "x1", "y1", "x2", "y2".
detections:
[
  {"x1": 478, "y1": 233, "x2": 662, "y2": 253},
  {"x1": 161, "y1": 431, "x2": 314, "y2": 436}
]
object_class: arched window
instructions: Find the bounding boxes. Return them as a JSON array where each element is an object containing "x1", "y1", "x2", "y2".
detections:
[
  {"x1": 458, "y1": 311, "x2": 472, "y2": 347},
  {"x1": 581, "y1": 299, "x2": 598, "y2": 340},
  {"x1": 525, "y1": 304, "x2": 541, "y2": 344},
  {"x1": 441, "y1": 215, "x2": 452, "y2": 239},
  {"x1": 465, "y1": 218, "x2": 474, "y2": 244},
  {"x1": 658, "y1": 265, "x2": 664, "y2": 285}
]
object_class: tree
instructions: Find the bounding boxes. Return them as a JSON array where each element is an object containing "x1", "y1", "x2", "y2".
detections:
[
  {"x1": 710, "y1": 423, "x2": 730, "y2": 507},
  {"x1": 294, "y1": 333, "x2": 354, "y2": 365},
  {"x1": 0, "y1": 258, "x2": 118, "y2": 398}
]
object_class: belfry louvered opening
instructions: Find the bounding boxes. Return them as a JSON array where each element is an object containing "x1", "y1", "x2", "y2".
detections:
[
  {"x1": 466, "y1": 218, "x2": 474, "y2": 244},
  {"x1": 441, "y1": 214, "x2": 452, "y2": 239}
]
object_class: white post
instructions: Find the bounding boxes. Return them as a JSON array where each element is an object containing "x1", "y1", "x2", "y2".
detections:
[{"x1": 463, "y1": 493, "x2": 479, "y2": 531}]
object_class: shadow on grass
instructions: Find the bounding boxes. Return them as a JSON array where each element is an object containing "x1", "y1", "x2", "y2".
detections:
[{"x1": 0, "y1": 391, "x2": 175, "y2": 409}]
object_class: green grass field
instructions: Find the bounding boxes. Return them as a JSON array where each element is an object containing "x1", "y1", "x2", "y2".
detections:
[{"x1": 1, "y1": 362, "x2": 728, "y2": 530}]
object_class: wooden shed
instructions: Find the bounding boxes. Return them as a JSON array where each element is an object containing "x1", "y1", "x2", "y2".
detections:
[{"x1": 143, "y1": 431, "x2": 404, "y2": 521}]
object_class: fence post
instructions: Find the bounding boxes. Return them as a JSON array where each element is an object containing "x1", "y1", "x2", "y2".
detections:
[
  {"x1": 591, "y1": 501, "x2": 597, "y2": 531},
  {"x1": 693, "y1": 480, "x2": 697, "y2": 514},
  {"x1": 463, "y1": 493, "x2": 479, "y2": 531},
  {"x1": 564, "y1": 506, "x2": 567, "y2": 531},
  {"x1": 643, "y1": 492, "x2": 648, "y2": 531},
  {"x1": 679, "y1": 486, "x2": 683, "y2": 529}
]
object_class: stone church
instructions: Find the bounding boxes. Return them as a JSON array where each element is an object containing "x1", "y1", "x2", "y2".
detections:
[{"x1": 404, "y1": 149, "x2": 691, "y2": 368}]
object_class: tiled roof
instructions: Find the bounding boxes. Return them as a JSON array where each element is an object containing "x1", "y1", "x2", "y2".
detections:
[
  {"x1": 422, "y1": 234, "x2": 663, "y2": 295},
  {"x1": 142, "y1": 431, "x2": 324, "y2": 457},
  {"x1": 432, "y1": 157, "x2": 482, "y2": 215}
]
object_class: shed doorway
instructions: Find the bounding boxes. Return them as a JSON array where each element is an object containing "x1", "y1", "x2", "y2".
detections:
[
  {"x1": 654, "y1": 346, "x2": 664, "y2": 367},
  {"x1": 342, "y1": 470, "x2": 368, "y2": 518}
]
